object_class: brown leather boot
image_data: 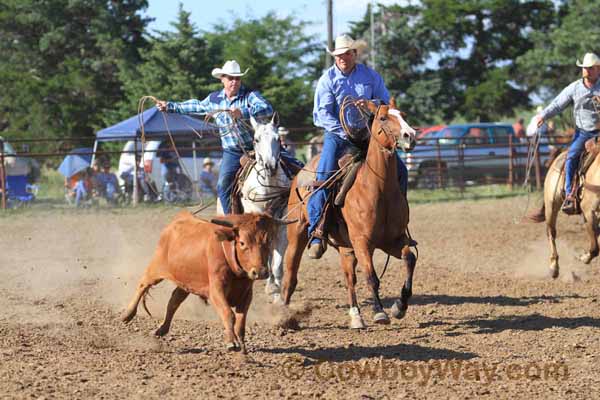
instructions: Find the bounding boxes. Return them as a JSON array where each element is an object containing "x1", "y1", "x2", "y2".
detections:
[
  {"x1": 307, "y1": 239, "x2": 326, "y2": 259},
  {"x1": 561, "y1": 196, "x2": 577, "y2": 215}
]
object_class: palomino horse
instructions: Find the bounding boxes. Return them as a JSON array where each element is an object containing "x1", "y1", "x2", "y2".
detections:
[
  {"x1": 217, "y1": 116, "x2": 291, "y2": 303},
  {"x1": 536, "y1": 145, "x2": 600, "y2": 278},
  {"x1": 282, "y1": 99, "x2": 418, "y2": 328}
]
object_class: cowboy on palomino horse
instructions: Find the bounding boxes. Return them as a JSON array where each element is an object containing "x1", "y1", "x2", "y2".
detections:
[
  {"x1": 535, "y1": 52, "x2": 600, "y2": 215},
  {"x1": 306, "y1": 34, "x2": 415, "y2": 260},
  {"x1": 156, "y1": 60, "x2": 304, "y2": 214},
  {"x1": 529, "y1": 52, "x2": 600, "y2": 278},
  {"x1": 281, "y1": 35, "x2": 418, "y2": 328}
]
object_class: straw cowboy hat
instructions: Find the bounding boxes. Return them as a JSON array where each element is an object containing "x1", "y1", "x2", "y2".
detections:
[
  {"x1": 203, "y1": 157, "x2": 214, "y2": 167},
  {"x1": 277, "y1": 127, "x2": 289, "y2": 136},
  {"x1": 326, "y1": 34, "x2": 368, "y2": 56},
  {"x1": 576, "y1": 52, "x2": 600, "y2": 68},
  {"x1": 211, "y1": 60, "x2": 249, "y2": 79}
]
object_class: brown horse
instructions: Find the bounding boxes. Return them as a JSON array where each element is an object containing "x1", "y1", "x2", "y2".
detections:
[
  {"x1": 536, "y1": 145, "x2": 600, "y2": 278},
  {"x1": 281, "y1": 99, "x2": 418, "y2": 328}
]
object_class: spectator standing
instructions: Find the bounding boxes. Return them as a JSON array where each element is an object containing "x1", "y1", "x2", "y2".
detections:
[{"x1": 198, "y1": 157, "x2": 217, "y2": 199}]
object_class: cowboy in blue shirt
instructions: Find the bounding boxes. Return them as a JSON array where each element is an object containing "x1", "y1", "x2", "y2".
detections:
[
  {"x1": 156, "y1": 60, "x2": 302, "y2": 214},
  {"x1": 537, "y1": 52, "x2": 600, "y2": 214},
  {"x1": 307, "y1": 34, "x2": 409, "y2": 259}
]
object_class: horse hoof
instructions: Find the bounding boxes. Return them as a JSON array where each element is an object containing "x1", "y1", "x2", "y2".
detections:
[
  {"x1": 226, "y1": 342, "x2": 238, "y2": 351},
  {"x1": 272, "y1": 293, "x2": 284, "y2": 306},
  {"x1": 391, "y1": 301, "x2": 407, "y2": 320},
  {"x1": 154, "y1": 325, "x2": 169, "y2": 337},
  {"x1": 349, "y1": 307, "x2": 366, "y2": 329},
  {"x1": 265, "y1": 281, "x2": 279, "y2": 296},
  {"x1": 549, "y1": 267, "x2": 559, "y2": 279},
  {"x1": 579, "y1": 253, "x2": 593, "y2": 264},
  {"x1": 373, "y1": 311, "x2": 390, "y2": 325},
  {"x1": 350, "y1": 316, "x2": 366, "y2": 329}
]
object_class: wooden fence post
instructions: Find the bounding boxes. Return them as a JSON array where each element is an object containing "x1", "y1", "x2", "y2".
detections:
[
  {"x1": 436, "y1": 140, "x2": 443, "y2": 188},
  {"x1": 0, "y1": 138, "x2": 6, "y2": 210}
]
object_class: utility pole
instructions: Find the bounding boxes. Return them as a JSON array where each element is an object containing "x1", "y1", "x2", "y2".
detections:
[{"x1": 326, "y1": 0, "x2": 333, "y2": 69}]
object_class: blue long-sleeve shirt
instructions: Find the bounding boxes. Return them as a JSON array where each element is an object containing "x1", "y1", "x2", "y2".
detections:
[
  {"x1": 313, "y1": 63, "x2": 390, "y2": 138},
  {"x1": 165, "y1": 86, "x2": 273, "y2": 150},
  {"x1": 541, "y1": 79, "x2": 600, "y2": 132}
]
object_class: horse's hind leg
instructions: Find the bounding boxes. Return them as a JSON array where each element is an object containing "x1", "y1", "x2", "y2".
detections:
[
  {"x1": 339, "y1": 247, "x2": 365, "y2": 329},
  {"x1": 155, "y1": 287, "x2": 189, "y2": 336},
  {"x1": 391, "y1": 246, "x2": 416, "y2": 320},
  {"x1": 579, "y1": 197, "x2": 600, "y2": 264}
]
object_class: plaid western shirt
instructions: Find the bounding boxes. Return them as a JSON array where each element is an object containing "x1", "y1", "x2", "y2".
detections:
[{"x1": 165, "y1": 86, "x2": 273, "y2": 151}]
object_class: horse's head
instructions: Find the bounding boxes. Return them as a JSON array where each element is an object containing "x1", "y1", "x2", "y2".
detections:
[
  {"x1": 368, "y1": 98, "x2": 416, "y2": 153},
  {"x1": 250, "y1": 115, "x2": 280, "y2": 177}
]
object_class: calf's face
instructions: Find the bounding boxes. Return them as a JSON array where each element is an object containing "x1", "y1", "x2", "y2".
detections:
[{"x1": 213, "y1": 219, "x2": 273, "y2": 280}]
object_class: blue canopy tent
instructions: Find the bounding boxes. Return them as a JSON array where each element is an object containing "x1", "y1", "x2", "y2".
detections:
[
  {"x1": 95, "y1": 107, "x2": 217, "y2": 142},
  {"x1": 57, "y1": 147, "x2": 93, "y2": 178},
  {"x1": 94, "y1": 108, "x2": 219, "y2": 205}
]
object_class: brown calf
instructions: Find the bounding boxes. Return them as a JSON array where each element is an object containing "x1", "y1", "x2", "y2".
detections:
[{"x1": 122, "y1": 211, "x2": 291, "y2": 353}]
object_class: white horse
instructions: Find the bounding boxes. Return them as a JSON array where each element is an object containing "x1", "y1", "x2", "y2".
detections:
[{"x1": 217, "y1": 116, "x2": 291, "y2": 304}]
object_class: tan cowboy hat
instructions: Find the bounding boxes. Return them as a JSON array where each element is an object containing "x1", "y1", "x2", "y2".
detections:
[
  {"x1": 326, "y1": 34, "x2": 368, "y2": 56},
  {"x1": 211, "y1": 60, "x2": 249, "y2": 79},
  {"x1": 203, "y1": 157, "x2": 214, "y2": 166},
  {"x1": 576, "y1": 52, "x2": 600, "y2": 68},
  {"x1": 277, "y1": 127, "x2": 289, "y2": 136}
]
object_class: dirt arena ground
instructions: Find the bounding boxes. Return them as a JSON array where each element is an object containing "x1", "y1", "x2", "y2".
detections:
[{"x1": 1, "y1": 196, "x2": 600, "y2": 399}]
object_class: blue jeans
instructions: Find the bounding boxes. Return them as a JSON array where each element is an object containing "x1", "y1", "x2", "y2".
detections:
[
  {"x1": 74, "y1": 181, "x2": 87, "y2": 207},
  {"x1": 217, "y1": 149, "x2": 244, "y2": 214},
  {"x1": 307, "y1": 133, "x2": 409, "y2": 240},
  {"x1": 565, "y1": 128, "x2": 599, "y2": 195},
  {"x1": 218, "y1": 147, "x2": 304, "y2": 214}
]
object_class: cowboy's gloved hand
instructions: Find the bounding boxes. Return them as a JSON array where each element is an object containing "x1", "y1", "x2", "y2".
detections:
[
  {"x1": 230, "y1": 108, "x2": 242, "y2": 119},
  {"x1": 156, "y1": 100, "x2": 167, "y2": 112}
]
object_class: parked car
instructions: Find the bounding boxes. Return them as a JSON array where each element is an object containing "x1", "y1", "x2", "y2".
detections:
[
  {"x1": 118, "y1": 137, "x2": 222, "y2": 201},
  {"x1": 400, "y1": 123, "x2": 548, "y2": 188},
  {"x1": 417, "y1": 124, "x2": 446, "y2": 141}
]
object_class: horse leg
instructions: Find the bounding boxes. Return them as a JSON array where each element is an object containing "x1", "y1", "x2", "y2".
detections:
[
  {"x1": 352, "y1": 241, "x2": 389, "y2": 324},
  {"x1": 339, "y1": 247, "x2": 365, "y2": 329},
  {"x1": 579, "y1": 197, "x2": 600, "y2": 264},
  {"x1": 267, "y1": 225, "x2": 287, "y2": 304},
  {"x1": 281, "y1": 218, "x2": 309, "y2": 305},
  {"x1": 545, "y1": 190, "x2": 561, "y2": 279},
  {"x1": 391, "y1": 246, "x2": 416, "y2": 320}
]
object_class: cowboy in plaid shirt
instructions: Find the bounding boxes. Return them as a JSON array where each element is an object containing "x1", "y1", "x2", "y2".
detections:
[{"x1": 157, "y1": 60, "x2": 302, "y2": 214}]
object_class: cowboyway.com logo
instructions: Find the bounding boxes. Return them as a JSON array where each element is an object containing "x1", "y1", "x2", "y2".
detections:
[{"x1": 281, "y1": 358, "x2": 569, "y2": 385}]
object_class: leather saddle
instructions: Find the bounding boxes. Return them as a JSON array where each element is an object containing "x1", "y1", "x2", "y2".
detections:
[
  {"x1": 297, "y1": 152, "x2": 364, "y2": 240},
  {"x1": 551, "y1": 139, "x2": 600, "y2": 215}
]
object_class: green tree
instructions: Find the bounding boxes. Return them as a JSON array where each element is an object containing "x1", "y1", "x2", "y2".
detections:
[
  {"x1": 117, "y1": 3, "x2": 214, "y2": 121},
  {"x1": 208, "y1": 13, "x2": 320, "y2": 128},
  {"x1": 0, "y1": 0, "x2": 150, "y2": 146}
]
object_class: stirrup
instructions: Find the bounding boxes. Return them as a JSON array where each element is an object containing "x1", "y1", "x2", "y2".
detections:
[{"x1": 561, "y1": 197, "x2": 577, "y2": 215}]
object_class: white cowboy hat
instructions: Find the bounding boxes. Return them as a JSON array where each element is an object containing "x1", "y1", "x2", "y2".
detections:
[
  {"x1": 576, "y1": 52, "x2": 600, "y2": 68},
  {"x1": 326, "y1": 34, "x2": 367, "y2": 56},
  {"x1": 203, "y1": 157, "x2": 214, "y2": 166},
  {"x1": 211, "y1": 60, "x2": 249, "y2": 79},
  {"x1": 277, "y1": 127, "x2": 289, "y2": 136}
]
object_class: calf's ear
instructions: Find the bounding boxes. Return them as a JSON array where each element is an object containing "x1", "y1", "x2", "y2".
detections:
[{"x1": 214, "y1": 227, "x2": 237, "y2": 242}]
